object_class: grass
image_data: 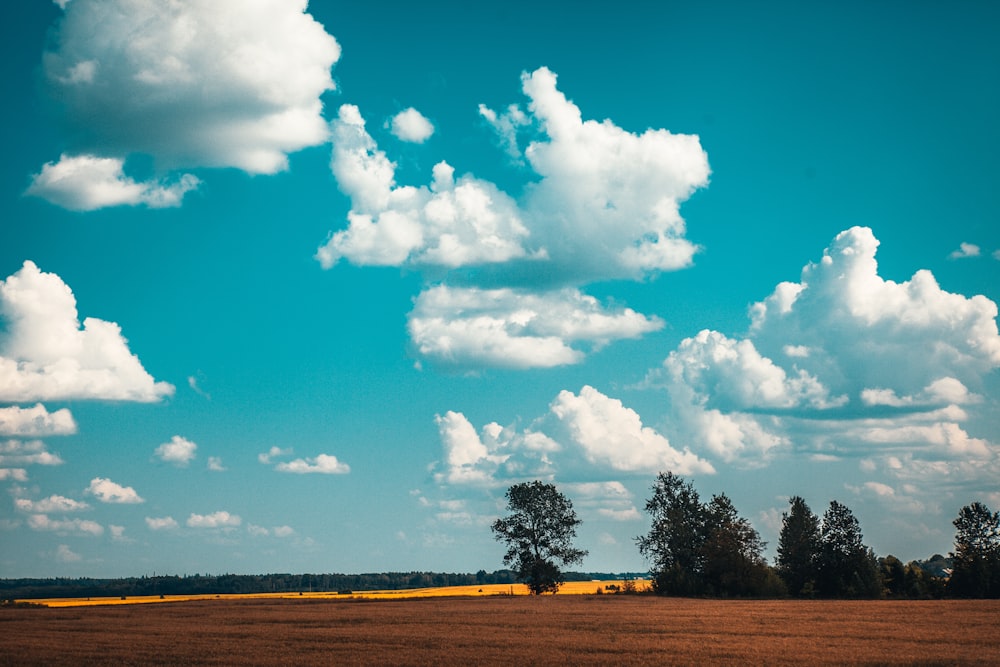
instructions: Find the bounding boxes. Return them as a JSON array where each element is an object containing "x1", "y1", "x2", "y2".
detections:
[{"x1": 1, "y1": 594, "x2": 997, "y2": 665}]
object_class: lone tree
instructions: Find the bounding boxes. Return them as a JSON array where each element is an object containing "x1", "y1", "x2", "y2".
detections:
[
  {"x1": 636, "y1": 472, "x2": 707, "y2": 595},
  {"x1": 776, "y1": 496, "x2": 821, "y2": 597},
  {"x1": 948, "y1": 501, "x2": 1000, "y2": 598},
  {"x1": 491, "y1": 481, "x2": 587, "y2": 595}
]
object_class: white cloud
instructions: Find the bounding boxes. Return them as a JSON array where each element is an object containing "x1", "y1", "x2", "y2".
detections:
[
  {"x1": 258, "y1": 446, "x2": 293, "y2": 464},
  {"x1": 0, "y1": 469, "x2": 28, "y2": 482},
  {"x1": 318, "y1": 106, "x2": 531, "y2": 269},
  {"x1": 41, "y1": 0, "x2": 340, "y2": 185},
  {"x1": 109, "y1": 525, "x2": 131, "y2": 542},
  {"x1": 26, "y1": 154, "x2": 199, "y2": 211},
  {"x1": 478, "y1": 103, "x2": 530, "y2": 160},
  {"x1": 390, "y1": 108, "x2": 435, "y2": 143},
  {"x1": 274, "y1": 454, "x2": 350, "y2": 475},
  {"x1": 187, "y1": 511, "x2": 241, "y2": 529},
  {"x1": 86, "y1": 477, "x2": 144, "y2": 504},
  {"x1": 207, "y1": 456, "x2": 226, "y2": 472},
  {"x1": 550, "y1": 386, "x2": 714, "y2": 474},
  {"x1": 28, "y1": 514, "x2": 103, "y2": 536},
  {"x1": 55, "y1": 544, "x2": 82, "y2": 563},
  {"x1": 564, "y1": 481, "x2": 641, "y2": 522},
  {"x1": 0, "y1": 404, "x2": 77, "y2": 437},
  {"x1": 0, "y1": 261, "x2": 174, "y2": 403},
  {"x1": 643, "y1": 227, "x2": 1000, "y2": 475},
  {"x1": 0, "y1": 440, "x2": 64, "y2": 467},
  {"x1": 408, "y1": 285, "x2": 663, "y2": 369},
  {"x1": 155, "y1": 436, "x2": 197, "y2": 467},
  {"x1": 948, "y1": 242, "x2": 981, "y2": 259},
  {"x1": 273, "y1": 525, "x2": 295, "y2": 538},
  {"x1": 145, "y1": 516, "x2": 179, "y2": 531},
  {"x1": 15, "y1": 495, "x2": 90, "y2": 513}
]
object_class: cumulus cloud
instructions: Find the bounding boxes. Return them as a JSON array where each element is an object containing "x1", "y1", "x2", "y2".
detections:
[
  {"x1": 644, "y1": 227, "x2": 1000, "y2": 474},
  {"x1": 15, "y1": 495, "x2": 90, "y2": 513},
  {"x1": 0, "y1": 440, "x2": 64, "y2": 467},
  {"x1": 258, "y1": 446, "x2": 293, "y2": 464},
  {"x1": 390, "y1": 108, "x2": 435, "y2": 143},
  {"x1": 39, "y1": 0, "x2": 340, "y2": 195},
  {"x1": 28, "y1": 514, "x2": 103, "y2": 536},
  {"x1": 478, "y1": 103, "x2": 530, "y2": 160},
  {"x1": 563, "y1": 481, "x2": 642, "y2": 522},
  {"x1": 86, "y1": 477, "x2": 144, "y2": 504},
  {"x1": 207, "y1": 456, "x2": 226, "y2": 472},
  {"x1": 145, "y1": 516, "x2": 179, "y2": 531},
  {"x1": 187, "y1": 511, "x2": 241, "y2": 529},
  {"x1": 26, "y1": 154, "x2": 199, "y2": 211},
  {"x1": 274, "y1": 454, "x2": 350, "y2": 474},
  {"x1": 0, "y1": 469, "x2": 28, "y2": 482},
  {"x1": 550, "y1": 386, "x2": 714, "y2": 474},
  {"x1": 0, "y1": 404, "x2": 76, "y2": 437},
  {"x1": 408, "y1": 285, "x2": 663, "y2": 369},
  {"x1": 318, "y1": 106, "x2": 531, "y2": 269},
  {"x1": 0, "y1": 261, "x2": 174, "y2": 403},
  {"x1": 154, "y1": 436, "x2": 197, "y2": 467}
]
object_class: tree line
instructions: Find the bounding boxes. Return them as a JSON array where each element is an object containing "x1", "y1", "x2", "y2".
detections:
[{"x1": 491, "y1": 474, "x2": 999, "y2": 598}]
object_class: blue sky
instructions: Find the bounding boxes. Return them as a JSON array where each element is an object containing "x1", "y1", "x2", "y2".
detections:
[{"x1": 1, "y1": 0, "x2": 998, "y2": 578}]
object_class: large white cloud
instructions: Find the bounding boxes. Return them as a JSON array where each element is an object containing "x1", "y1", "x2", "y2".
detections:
[
  {"x1": 31, "y1": 0, "x2": 340, "y2": 209},
  {"x1": 0, "y1": 404, "x2": 76, "y2": 437},
  {"x1": 550, "y1": 386, "x2": 714, "y2": 475},
  {"x1": 0, "y1": 261, "x2": 173, "y2": 402},
  {"x1": 408, "y1": 285, "x2": 663, "y2": 369},
  {"x1": 646, "y1": 227, "x2": 1000, "y2": 476},
  {"x1": 318, "y1": 106, "x2": 531, "y2": 269},
  {"x1": 318, "y1": 67, "x2": 707, "y2": 370}
]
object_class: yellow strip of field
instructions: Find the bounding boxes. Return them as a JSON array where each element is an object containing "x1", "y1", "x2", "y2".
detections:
[{"x1": 31, "y1": 579, "x2": 651, "y2": 607}]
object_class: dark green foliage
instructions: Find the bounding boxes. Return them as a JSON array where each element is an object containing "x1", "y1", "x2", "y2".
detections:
[
  {"x1": 776, "y1": 496, "x2": 820, "y2": 597},
  {"x1": 637, "y1": 473, "x2": 776, "y2": 596},
  {"x1": 815, "y1": 501, "x2": 881, "y2": 598},
  {"x1": 947, "y1": 502, "x2": 1000, "y2": 598},
  {"x1": 491, "y1": 481, "x2": 588, "y2": 595},
  {"x1": 637, "y1": 472, "x2": 708, "y2": 595}
]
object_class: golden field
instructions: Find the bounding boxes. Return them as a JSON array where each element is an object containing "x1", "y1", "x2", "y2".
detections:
[
  {"x1": 27, "y1": 579, "x2": 649, "y2": 608},
  {"x1": 2, "y1": 593, "x2": 998, "y2": 665}
]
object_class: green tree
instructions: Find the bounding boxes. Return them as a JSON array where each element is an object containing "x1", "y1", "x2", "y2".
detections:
[
  {"x1": 776, "y1": 496, "x2": 820, "y2": 597},
  {"x1": 491, "y1": 481, "x2": 587, "y2": 595},
  {"x1": 816, "y1": 500, "x2": 880, "y2": 598},
  {"x1": 947, "y1": 501, "x2": 1000, "y2": 598},
  {"x1": 636, "y1": 472, "x2": 707, "y2": 595},
  {"x1": 702, "y1": 493, "x2": 774, "y2": 597}
]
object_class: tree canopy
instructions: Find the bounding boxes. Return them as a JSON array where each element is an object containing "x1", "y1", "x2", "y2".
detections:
[
  {"x1": 491, "y1": 481, "x2": 588, "y2": 595},
  {"x1": 948, "y1": 501, "x2": 1000, "y2": 598}
]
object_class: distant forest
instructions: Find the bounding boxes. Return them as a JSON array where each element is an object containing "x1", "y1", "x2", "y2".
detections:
[{"x1": 0, "y1": 570, "x2": 646, "y2": 600}]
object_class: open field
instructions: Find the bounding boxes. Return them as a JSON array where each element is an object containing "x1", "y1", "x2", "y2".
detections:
[{"x1": 2, "y1": 595, "x2": 998, "y2": 666}]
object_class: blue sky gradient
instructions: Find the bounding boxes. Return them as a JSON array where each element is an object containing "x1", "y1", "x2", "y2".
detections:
[{"x1": 1, "y1": 1, "x2": 998, "y2": 577}]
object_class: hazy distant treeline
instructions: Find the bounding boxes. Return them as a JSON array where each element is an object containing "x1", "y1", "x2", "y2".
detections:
[{"x1": 0, "y1": 569, "x2": 637, "y2": 600}]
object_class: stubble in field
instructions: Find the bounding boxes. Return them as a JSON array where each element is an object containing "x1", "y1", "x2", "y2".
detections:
[{"x1": 2, "y1": 596, "x2": 998, "y2": 666}]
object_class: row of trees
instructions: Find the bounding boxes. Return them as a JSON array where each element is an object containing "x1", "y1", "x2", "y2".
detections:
[{"x1": 491, "y1": 474, "x2": 1000, "y2": 598}]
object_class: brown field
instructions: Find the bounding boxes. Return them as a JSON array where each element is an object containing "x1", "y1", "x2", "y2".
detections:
[{"x1": 2, "y1": 595, "x2": 998, "y2": 666}]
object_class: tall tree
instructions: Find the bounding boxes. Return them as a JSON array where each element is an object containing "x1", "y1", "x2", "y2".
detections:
[
  {"x1": 491, "y1": 481, "x2": 587, "y2": 595},
  {"x1": 702, "y1": 493, "x2": 772, "y2": 596},
  {"x1": 816, "y1": 500, "x2": 880, "y2": 598},
  {"x1": 776, "y1": 496, "x2": 820, "y2": 597},
  {"x1": 948, "y1": 501, "x2": 1000, "y2": 598},
  {"x1": 636, "y1": 472, "x2": 707, "y2": 595}
]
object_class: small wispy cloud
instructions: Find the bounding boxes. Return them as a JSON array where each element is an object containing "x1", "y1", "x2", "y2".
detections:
[{"x1": 948, "y1": 242, "x2": 981, "y2": 259}]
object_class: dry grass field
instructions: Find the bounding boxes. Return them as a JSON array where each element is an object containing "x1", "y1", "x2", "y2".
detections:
[{"x1": 2, "y1": 595, "x2": 999, "y2": 666}]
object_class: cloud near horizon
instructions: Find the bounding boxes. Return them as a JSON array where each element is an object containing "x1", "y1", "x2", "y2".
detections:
[
  {"x1": 30, "y1": 0, "x2": 341, "y2": 210},
  {"x1": 641, "y1": 227, "x2": 999, "y2": 504},
  {"x1": 0, "y1": 261, "x2": 173, "y2": 403}
]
